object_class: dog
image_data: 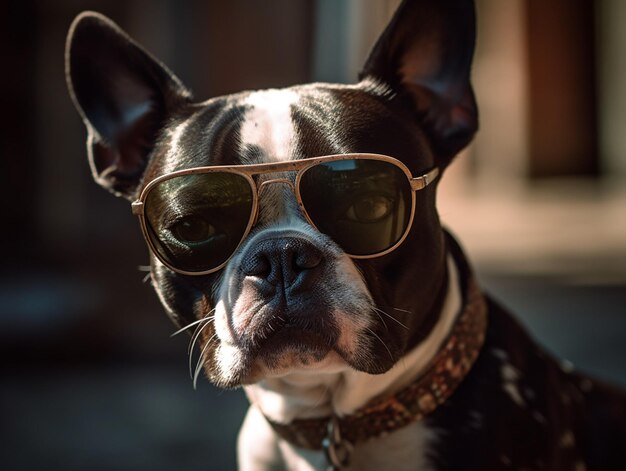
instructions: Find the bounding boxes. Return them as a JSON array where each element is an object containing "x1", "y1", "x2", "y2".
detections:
[{"x1": 65, "y1": 0, "x2": 626, "y2": 469}]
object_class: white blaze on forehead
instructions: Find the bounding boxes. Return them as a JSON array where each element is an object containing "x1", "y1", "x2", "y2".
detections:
[{"x1": 240, "y1": 89, "x2": 300, "y2": 162}]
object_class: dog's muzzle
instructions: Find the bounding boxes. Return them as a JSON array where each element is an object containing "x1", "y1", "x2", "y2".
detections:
[{"x1": 210, "y1": 227, "x2": 380, "y2": 384}]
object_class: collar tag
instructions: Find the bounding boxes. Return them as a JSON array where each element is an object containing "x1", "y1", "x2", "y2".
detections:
[{"x1": 322, "y1": 416, "x2": 353, "y2": 470}]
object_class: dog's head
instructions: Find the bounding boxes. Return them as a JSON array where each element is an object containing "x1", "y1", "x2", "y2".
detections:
[{"x1": 66, "y1": 0, "x2": 477, "y2": 388}]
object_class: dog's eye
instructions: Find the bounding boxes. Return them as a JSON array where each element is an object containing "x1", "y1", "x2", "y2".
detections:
[
  {"x1": 172, "y1": 216, "x2": 216, "y2": 243},
  {"x1": 345, "y1": 194, "x2": 394, "y2": 223}
]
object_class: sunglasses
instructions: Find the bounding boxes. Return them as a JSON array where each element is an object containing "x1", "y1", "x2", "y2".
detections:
[{"x1": 131, "y1": 153, "x2": 439, "y2": 275}]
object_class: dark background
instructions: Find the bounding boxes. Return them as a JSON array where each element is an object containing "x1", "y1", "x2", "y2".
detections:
[{"x1": 1, "y1": 1, "x2": 625, "y2": 470}]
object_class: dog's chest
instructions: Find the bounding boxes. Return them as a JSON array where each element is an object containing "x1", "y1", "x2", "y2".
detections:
[
  {"x1": 239, "y1": 404, "x2": 437, "y2": 471},
  {"x1": 346, "y1": 422, "x2": 436, "y2": 471},
  {"x1": 284, "y1": 423, "x2": 435, "y2": 471}
]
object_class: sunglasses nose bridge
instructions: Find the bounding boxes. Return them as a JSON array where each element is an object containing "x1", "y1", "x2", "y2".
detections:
[
  {"x1": 251, "y1": 178, "x2": 298, "y2": 227},
  {"x1": 257, "y1": 178, "x2": 297, "y2": 197}
]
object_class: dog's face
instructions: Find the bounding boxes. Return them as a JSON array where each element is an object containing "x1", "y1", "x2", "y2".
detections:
[
  {"x1": 66, "y1": 0, "x2": 477, "y2": 388},
  {"x1": 146, "y1": 84, "x2": 446, "y2": 387}
]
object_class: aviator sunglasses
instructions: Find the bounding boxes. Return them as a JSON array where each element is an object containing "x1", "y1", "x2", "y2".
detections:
[{"x1": 131, "y1": 153, "x2": 439, "y2": 275}]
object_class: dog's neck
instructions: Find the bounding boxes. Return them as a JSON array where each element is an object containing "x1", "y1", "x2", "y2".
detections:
[{"x1": 244, "y1": 255, "x2": 461, "y2": 423}]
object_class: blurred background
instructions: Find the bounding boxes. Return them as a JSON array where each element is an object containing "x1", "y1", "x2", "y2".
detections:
[{"x1": 1, "y1": 0, "x2": 625, "y2": 470}]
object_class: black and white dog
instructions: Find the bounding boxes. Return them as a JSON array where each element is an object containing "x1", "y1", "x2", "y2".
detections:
[{"x1": 66, "y1": 0, "x2": 626, "y2": 469}]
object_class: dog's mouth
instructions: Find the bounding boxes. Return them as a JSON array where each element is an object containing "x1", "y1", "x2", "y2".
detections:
[
  {"x1": 209, "y1": 295, "x2": 385, "y2": 386},
  {"x1": 228, "y1": 303, "x2": 344, "y2": 379},
  {"x1": 254, "y1": 323, "x2": 335, "y2": 367}
]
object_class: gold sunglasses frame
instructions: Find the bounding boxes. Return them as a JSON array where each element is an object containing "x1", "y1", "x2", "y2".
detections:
[{"x1": 131, "y1": 153, "x2": 439, "y2": 276}]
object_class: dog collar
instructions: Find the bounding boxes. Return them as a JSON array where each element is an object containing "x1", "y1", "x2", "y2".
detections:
[{"x1": 264, "y1": 273, "x2": 487, "y2": 464}]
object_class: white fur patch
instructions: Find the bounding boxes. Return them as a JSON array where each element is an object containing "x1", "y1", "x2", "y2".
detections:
[
  {"x1": 346, "y1": 423, "x2": 437, "y2": 471},
  {"x1": 240, "y1": 89, "x2": 300, "y2": 162},
  {"x1": 214, "y1": 299, "x2": 235, "y2": 345},
  {"x1": 215, "y1": 342, "x2": 245, "y2": 385},
  {"x1": 491, "y1": 348, "x2": 508, "y2": 361},
  {"x1": 501, "y1": 363, "x2": 526, "y2": 408}
]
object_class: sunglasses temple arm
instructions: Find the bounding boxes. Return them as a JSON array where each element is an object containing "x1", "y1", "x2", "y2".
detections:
[
  {"x1": 131, "y1": 201, "x2": 144, "y2": 215},
  {"x1": 410, "y1": 167, "x2": 439, "y2": 191}
]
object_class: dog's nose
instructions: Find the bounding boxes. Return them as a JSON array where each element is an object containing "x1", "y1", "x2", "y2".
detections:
[{"x1": 240, "y1": 236, "x2": 323, "y2": 293}]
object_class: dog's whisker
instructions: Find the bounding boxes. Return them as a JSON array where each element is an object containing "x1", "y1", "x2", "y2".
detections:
[
  {"x1": 186, "y1": 309, "x2": 216, "y2": 373},
  {"x1": 193, "y1": 333, "x2": 218, "y2": 389},
  {"x1": 137, "y1": 265, "x2": 152, "y2": 284},
  {"x1": 392, "y1": 307, "x2": 411, "y2": 314},
  {"x1": 365, "y1": 327, "x2": 394, "y2": 363},
  {"x1": 186, "y1": 308, "x2": 217, "y2": 349},
  {"x1": 373, "y1": 307, "x2": 409, "y2": 330},
  {"x1": 188, "y1": 319, "x2": 215, "y2": 377},
  {"x1": 188, "y1": 317, "x2": 213, "y2": 352},
  {"x1": 171, "y1": 316, "x2": 213, "y2": 338},
  {"x1": 193, "y1": 334, "x2": 215, "y2": 387},
  {"x1": 372, "y1": 309, "x2": 389, "y2": 331}
]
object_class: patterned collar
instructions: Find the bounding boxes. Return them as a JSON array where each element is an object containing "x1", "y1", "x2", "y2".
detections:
[{"x1": 264, "y1": 273, "x2": 488, "y2": 467}]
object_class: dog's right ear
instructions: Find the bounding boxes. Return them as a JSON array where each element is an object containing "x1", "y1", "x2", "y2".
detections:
[
  {"x1": 65, "y1": 12, "x2": 192, "y2": 199},
  {"x1": 360, "y1": 0, "x2": 478, "y2": 166}
]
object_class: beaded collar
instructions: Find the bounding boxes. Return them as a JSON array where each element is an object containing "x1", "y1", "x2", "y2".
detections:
[{"x1": 264, "y1": 273, "x2": 487, "y2": 467}]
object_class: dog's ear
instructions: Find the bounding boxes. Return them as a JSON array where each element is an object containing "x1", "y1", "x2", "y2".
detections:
[
  {"x1": 65, "y1": 12, "x2": 192, "y2": 199},
  {"x1": 360, "y1": 0, "x2": 477, "y2": 164}
]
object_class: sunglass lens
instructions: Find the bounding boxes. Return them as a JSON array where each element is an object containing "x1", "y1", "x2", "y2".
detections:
[
  {"x1": 144, "y1": 172, "x2": 253, "y2": 273},
  {"x1": 299, "y1": 159, "x2": 412, "y2": 256}
]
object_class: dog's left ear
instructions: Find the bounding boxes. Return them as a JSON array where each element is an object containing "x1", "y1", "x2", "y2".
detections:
[
  {"x1": 65, "y1": 12, "x2": 192, "y2": 199},
  {"x1": 360, "y1": 0, "x2": 478, "y2": 164}
]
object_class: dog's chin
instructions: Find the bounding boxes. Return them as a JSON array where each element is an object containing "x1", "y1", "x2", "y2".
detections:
[
  {"x1": 210, "y1": 325, "x2": 395, "y2": 387},
  {"x1": 242, "y1": 327, "x2": 337, "y2": 381}
]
